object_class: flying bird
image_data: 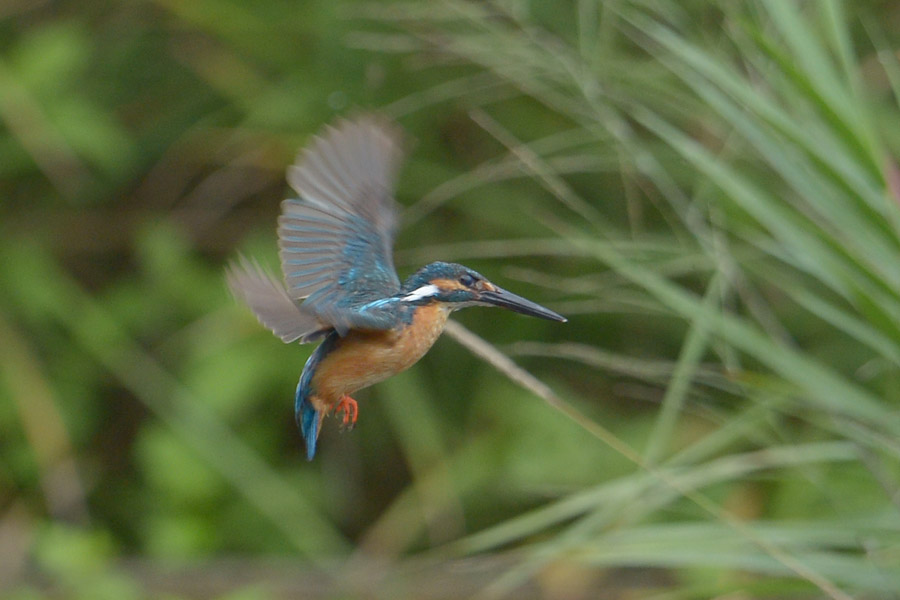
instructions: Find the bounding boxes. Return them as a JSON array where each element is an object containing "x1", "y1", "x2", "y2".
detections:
[{"x1": 227, "y1": 116, "x2": 566, "y2": 459}]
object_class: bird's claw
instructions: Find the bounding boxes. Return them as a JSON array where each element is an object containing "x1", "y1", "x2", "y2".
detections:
[{"x1": 335, "y1": 395, "x2": 358, "y2": 430}]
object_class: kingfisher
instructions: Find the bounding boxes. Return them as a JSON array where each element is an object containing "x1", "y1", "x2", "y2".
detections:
[{"x1": 227, "y1": 115, "x2": 566, "y2": 459}]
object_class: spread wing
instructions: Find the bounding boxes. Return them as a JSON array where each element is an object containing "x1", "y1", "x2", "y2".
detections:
[{"x1": 278, "y1": 115, "x2": 405, "y2": 335}]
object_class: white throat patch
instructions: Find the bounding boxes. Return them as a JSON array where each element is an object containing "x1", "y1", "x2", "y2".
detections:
[{"x1": 403, "y1": 284, "x2": 440, "y2": 302}]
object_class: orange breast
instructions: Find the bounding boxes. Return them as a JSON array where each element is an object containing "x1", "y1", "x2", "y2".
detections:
[{"x1": 310, "y1": 304, "x2": 451, "y2": 407}]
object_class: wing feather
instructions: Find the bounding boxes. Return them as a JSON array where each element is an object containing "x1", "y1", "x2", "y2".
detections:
[
  {"x1": 226, "y1": 256, "x2": 329, "y2": 343},
  {"x1": 278, "y1": 115, "x2": 405, "y2": 335}
]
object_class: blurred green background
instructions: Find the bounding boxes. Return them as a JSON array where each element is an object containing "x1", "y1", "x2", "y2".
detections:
[{"x1": 3, "y1": 1, "x2": 900, "y2": 598}]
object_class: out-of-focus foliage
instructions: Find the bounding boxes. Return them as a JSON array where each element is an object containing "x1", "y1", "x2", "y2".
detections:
[{"x1": 2, "y1": 1, "x2": 900, "y2": 598}]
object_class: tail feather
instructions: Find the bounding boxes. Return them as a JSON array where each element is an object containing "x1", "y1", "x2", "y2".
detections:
[
  {"x1": 294, "y1": 332, "x2": 337, "y2": 460},
  {"x1": 297, "y1": 390, "x2": 320, "y2": 460}
]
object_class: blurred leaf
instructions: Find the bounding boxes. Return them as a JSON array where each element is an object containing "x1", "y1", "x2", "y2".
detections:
[{"x1": 10, "y1": 23, "x2": 90, "y2": 93}]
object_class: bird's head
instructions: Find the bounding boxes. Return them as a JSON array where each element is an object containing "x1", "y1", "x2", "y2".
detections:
[{"x1": 401, "y1": 262, "x2": 566, "y2": 322}]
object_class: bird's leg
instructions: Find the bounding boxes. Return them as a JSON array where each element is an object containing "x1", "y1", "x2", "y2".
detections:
[{"x1": 334, "y1": 395, "x2": 358, "y2": 429}]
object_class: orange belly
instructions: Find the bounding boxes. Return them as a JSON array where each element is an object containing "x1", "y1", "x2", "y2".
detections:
[{"x1": 309, "y1": 304, "x2": 451, "y2": 411}]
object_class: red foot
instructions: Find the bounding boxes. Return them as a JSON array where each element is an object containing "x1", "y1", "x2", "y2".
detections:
[{"x1": 335, "y1": 395, "x2": 358, "y2": 428}]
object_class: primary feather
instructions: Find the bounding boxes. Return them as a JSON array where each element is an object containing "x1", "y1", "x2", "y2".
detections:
[{"x1": 225, "y1": 256, "x2": 330, "y2": 343}]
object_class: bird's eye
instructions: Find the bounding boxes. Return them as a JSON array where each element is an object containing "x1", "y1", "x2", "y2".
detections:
[{"x1": 459, "y1": 274, "x2": 476, "y2": 287}]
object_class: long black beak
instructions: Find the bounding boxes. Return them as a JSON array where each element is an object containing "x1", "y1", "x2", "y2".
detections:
[{"x1": 480, "y1": 287, "x2": 567, "y2": 322}]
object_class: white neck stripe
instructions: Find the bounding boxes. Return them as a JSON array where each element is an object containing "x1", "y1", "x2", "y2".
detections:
[{"x1": 403, "y1": 284, "x2": 440, "y2": 302}]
